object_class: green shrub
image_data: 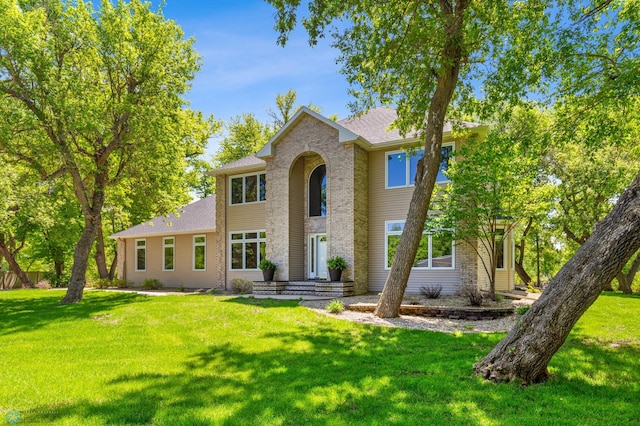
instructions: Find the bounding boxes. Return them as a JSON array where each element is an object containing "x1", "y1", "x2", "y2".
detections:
[
  {"x1": 231, "y1": 278, "x2": 253, "y2": 294},
  {"x1": 327, "y1": 256, "x2": 347, "y2": 271},
  {"x1": 177, "y1": 284, "x2": 185, "y2": 292},
  {"x1": 92, "y1": 278, "x2": 112, "y2": 289},
  {"x1": 527, "y1": 284, "x2": 541, "y2": 293},
  {"x1": 258, "y1": 259, "x2": 278, "y2": 271},
  {"x1": 325, "y1": 299, "x2": 345, "y2": 314},
  {"x1": 517, "y1": 305, "x2": 531, "y2": 315},
  {"x1": 141, "y1": 278, "x2": 163, "y2": 290},
  {"x1": 113, "y1": 279, "x2": 131, "y2": 289}
]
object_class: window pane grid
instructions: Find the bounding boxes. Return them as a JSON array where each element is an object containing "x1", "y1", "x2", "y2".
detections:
[
  {"x1": 385, "y1": 221, "x2": 454, "y2": 269},
  {"x1": 163, "y1": 237, "x2": 175, "y2": 271},
  {"x1": 230, "y1": 173, "x2": 266, "y2": 205},
  {"x1": 386, "y1": 145, "x2": 453, "y2": 188},
  {"x1": 194, "y1": 235, "x2": 206, "y2": 271},
  {"x1": 230, "y1": 230, "x2": 267, "y2": 271}
]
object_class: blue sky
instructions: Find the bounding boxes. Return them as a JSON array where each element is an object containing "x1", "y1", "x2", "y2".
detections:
[{"x1": 156, "y1": 1, "x2": 353, "y2": 156}]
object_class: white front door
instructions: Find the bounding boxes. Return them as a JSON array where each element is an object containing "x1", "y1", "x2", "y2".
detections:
[{"x1": 309, "y1": 234, "x2": 327, "y2": 279}]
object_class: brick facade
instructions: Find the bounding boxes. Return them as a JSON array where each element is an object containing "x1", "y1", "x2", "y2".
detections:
[{"x1": 263, "y1": 115, "x2": 367, "y2": 293}]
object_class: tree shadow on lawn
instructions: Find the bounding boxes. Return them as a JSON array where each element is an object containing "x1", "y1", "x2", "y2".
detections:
[
  {"x1": 25, "y1": 317, "x2": 640, "y2": 425},
  {"x1": 0, "y1": 290, "x2": 147, "y2": 337}
]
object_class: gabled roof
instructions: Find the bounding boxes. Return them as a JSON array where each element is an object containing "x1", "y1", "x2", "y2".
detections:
[
  {"x1": 208, "y1": 155, "x2": 265, "y2": 176},
  {"x1": 256, "y1": 106, "x2": 361, "y2": 158},
  {"x1": 338, "y1": 106, "x2": 485, "y2": 146},
  {"x1": 109, "y1": 196, "x2": 216, "y2": 239},
  {"x1": 211, "y1": 106, "x2": 487, "y2": 175}
]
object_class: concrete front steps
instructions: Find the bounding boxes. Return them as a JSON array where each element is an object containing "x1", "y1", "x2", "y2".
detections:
[{"x1": 253, "y1": 280, "x2": 354, "y2": 297}]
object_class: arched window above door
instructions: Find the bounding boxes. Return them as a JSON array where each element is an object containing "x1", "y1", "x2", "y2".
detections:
[{"x1": 309, "y1": 164, "x2": 326, "y2": 217}]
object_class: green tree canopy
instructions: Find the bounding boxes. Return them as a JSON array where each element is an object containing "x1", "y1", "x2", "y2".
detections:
[{"x1": 0, "y1": 0, "x2": 216, "y2": 303}]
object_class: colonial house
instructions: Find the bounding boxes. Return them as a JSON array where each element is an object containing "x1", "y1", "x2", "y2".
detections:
[{"x1": 111, "y1": 106, "x2": 515, "y2": 295}]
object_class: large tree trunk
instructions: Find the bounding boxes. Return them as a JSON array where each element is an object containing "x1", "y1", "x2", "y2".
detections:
[
  {"x1": 0, "y1": 235, "x2": 33, "y2": 288},
  {"x1": 375, "y1": 0, "x2": 468, "y2": 318},
  {"x1": 108, "y1": 253, "x2": 117, "y2": 280},
  {"x1": 475, "y1": 172, "x2": 640, "y2": 384},
  {"x1": 60, "y1": 213, "x2": 101, "y2": 304},
  {"x1": 94, "y1": 219, "x2": 110, "y2": 279},
  {"x1": 60, "y1": 166, "x2": 107, "y2": 304}
]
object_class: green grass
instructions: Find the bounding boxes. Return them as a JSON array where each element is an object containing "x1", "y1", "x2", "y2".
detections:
[{"x1": 1, "y1": 290, "x2": 639, "y2": 425}]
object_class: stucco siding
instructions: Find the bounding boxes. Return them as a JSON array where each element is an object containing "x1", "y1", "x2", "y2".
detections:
[{"x1": 123, "y1": 232, "x2": 216, "y2": 288}]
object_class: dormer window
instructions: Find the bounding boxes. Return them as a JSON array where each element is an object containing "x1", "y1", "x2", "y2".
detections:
[{"x1": 309, "y1": 164, "x2": 326, "y2": 217}]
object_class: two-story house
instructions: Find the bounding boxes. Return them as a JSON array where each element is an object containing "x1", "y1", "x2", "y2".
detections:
[{"x1": 112, "y1": 106, "x2": 515, "y2": 295}]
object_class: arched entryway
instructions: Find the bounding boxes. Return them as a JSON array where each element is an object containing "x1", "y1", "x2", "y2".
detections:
[{"x1": 289, "y1": 152, "x2": 327, "y2": 281}]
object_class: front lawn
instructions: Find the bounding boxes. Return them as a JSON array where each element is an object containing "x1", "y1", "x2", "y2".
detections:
[{"x1": 1, "y1": 290, "x2": 638, "y2": 425}]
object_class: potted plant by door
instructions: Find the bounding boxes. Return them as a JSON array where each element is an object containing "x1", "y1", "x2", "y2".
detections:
[
  {"x1": 259, "y1": 259, "x2": 277, "y2": 281},
  {"x1": 327, "y1": 256, "x2": 347, "y2": 281}
]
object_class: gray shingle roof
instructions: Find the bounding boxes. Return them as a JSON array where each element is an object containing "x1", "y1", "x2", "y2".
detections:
[
  {"x1": 338, "y1": 106, "x2": 482, "y2": 145},
  {"x1": 210, "y1": 155, "x2": 265, "y2": 175},
  {"x1": 109, "y1": 195, "x2": 216, "y2": 239}
]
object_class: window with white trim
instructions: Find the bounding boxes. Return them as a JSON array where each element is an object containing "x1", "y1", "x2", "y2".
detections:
[
  {"x1": 193, "y1": 235, "x2": 206, "y2": 271},
  {"x1": 163, "y1": 237, "x2": 175, "y2": 271},
  {"x1": 230, "y1": 231, "x2": 266, "y2": 271},
  {"x1": 385, "y1": 221, "x2": 454, "y2": 269},
  {"x1": 135, "y1": 239, "x2": 146, "y2": 272},
  {"x1": 386, "y1": 144, "x2": 453, "y2": 188},
  {"x1": 230, "y1": 172, "x2": 266, "y2": 205},
  {"x1": 496, "y1": 229, "x2": 506, "y2": 270}
]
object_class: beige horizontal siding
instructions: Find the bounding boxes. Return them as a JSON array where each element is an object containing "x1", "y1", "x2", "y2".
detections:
[
  {"x1": 227, "y1": 202, "x2": 266, "y2": 231},
  {"x1": 367, "y1": 145, "x2": 462, "y2": 295},
  {"x1": 123, "y1": 232, "x2": 216, "y2": 288}
]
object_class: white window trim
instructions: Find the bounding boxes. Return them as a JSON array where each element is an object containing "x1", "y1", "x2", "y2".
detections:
[
  {"x1": 229, "y1": 230, "x2": 266, "y2": 271},
  {"x1": 385, "y1": 143, "x2": 454, "y2": 189},
  {"x1": 193, "y1": 235, "x2": 206, "y2": 272},
  {"x1": 496, "y1": 229, "x2": 507, "y2": 271},
  {"x1": 229, "y1": 172, "x2": 266, "y2": 206},
  {"x1": 135, "y1": 238, "x2": 146, "y2": 272},
  {"x1": 384, "y1": 220, "x2": 455, "y2": 270},
  {"x1": 162, "y1": 236, "x2": 175, "y2": 272}
]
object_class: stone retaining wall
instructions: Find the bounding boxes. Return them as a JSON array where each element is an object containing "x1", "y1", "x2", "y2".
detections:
[{"x1": 347, "y1": 303, "x2": 514, "y2": 320}]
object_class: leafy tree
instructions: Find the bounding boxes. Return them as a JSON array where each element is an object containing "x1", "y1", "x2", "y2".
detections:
[
  {"x1": 214, "y1": 113, "x2": 272, "y2": 167},
  {"x1": 0, "y1": 156, "x2": 40, "y2": 287},
  {"x1": 214, "y1": 89, "x2": 329, "y2": 167},
  {"x1": 437, "y1": 108, "x2": 553, "y2": 298},
  {"x1": 0, "y1": 0, "x2": 214, "y2": 303},
  {"x1": 269, "y1": 0, "x2": 558, "y2": 318},
  {"x1": 475, "y1": 1, "x2": 640, "y2": 383},
  {"x1": 273, "y1": 1, "x2": 640, "y2": 383},
  {"x1": 546, "y1": 139, "x2": 640, "y2": 292}
]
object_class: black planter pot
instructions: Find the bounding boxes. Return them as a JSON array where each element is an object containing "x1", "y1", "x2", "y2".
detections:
[
  {"x1": 328, "y1": 269, "x2": 342, "y2": 282},
  {"x1": 262, "y1": 268, "x2": 275, "y2": 282}
]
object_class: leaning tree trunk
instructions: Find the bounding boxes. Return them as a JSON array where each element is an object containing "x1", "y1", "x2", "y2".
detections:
[
  {"x1": 94, "y1": 219, "x2": 110, "y2": 279},
  {"x1": 0, "y1": 236, "x2": 33, "y2": 288},
  {"x1": 475, "y1": 172, "x2": 640, "y2": 384},
  {"x1": 60, "y1": 167, "x2": 107, "y2": 304},
  {"x1": 375, "y1": 0, "x2": 468, "y2": 318}
]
